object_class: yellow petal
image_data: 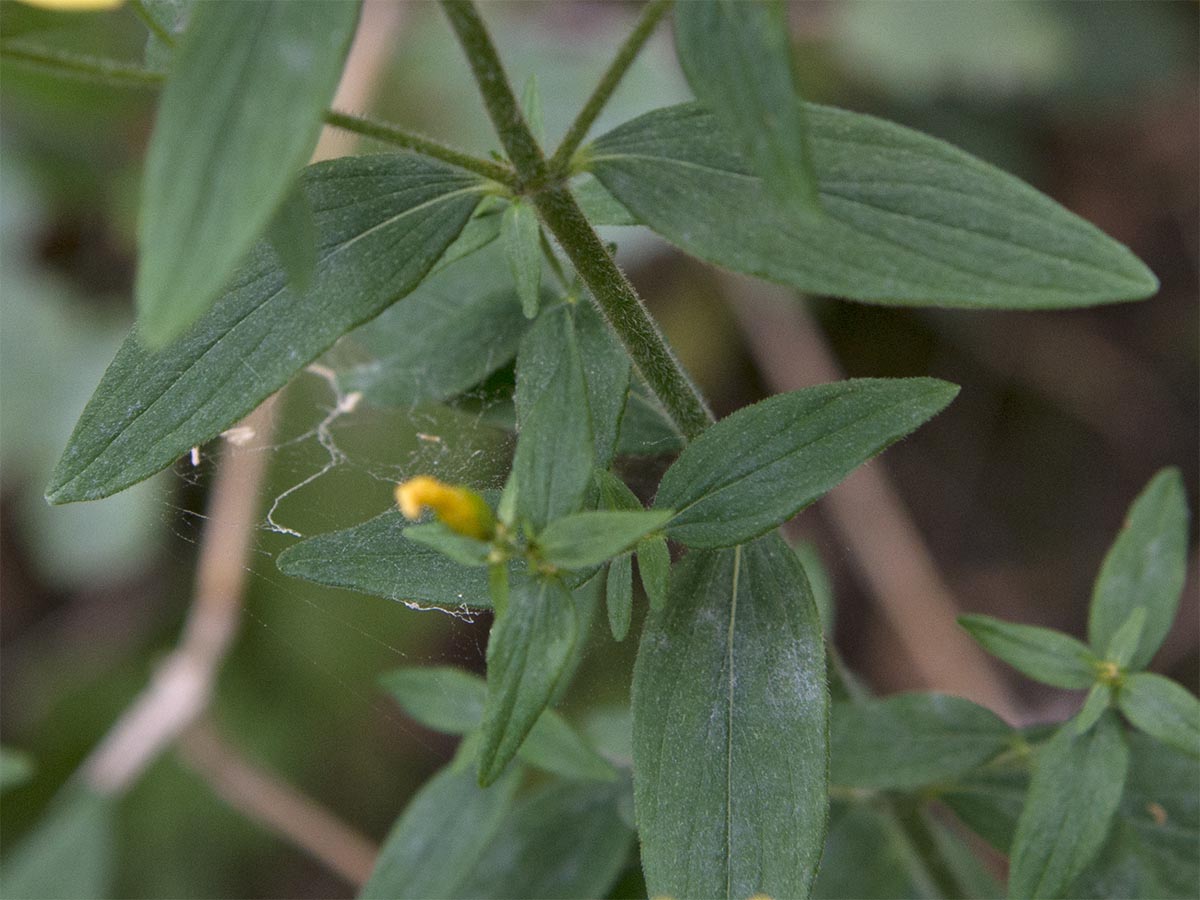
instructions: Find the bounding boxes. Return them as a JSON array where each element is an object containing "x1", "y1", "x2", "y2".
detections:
[{"x1": 395, "y1": 476, "x2": 495, "y2": 540}]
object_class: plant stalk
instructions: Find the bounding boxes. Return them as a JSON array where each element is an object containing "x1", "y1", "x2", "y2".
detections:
[
  {"x1": 441, "y1": 0, "x2": 713, "y2": 440},
  {"x1": 548, "y1": 0, "x2": 673, "y2": 176}
]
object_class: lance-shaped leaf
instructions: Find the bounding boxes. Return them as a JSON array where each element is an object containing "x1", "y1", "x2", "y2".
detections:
[
  {"x1": 589, "y1": 103, "x2": 1157, "y2": 309},
  {"x1": 479, "y1": 570, "x2": 577, "y2": 786},
  {"x1": 605, "y1": 554, "x2": 633, "y2": 642},
  {"x1": 137, "y1": 0, "x2": 361, "y2": 344},
  {"x1": 654, "y1": 378, "x2": 958, "y2": 548},
  {"x1": 537, "y1": 509, "x2": 673, "y2": 570},
  {"x1": 573, "y1": 301, "x2": 631, "y2": 470},
  {"x1": 830, "y1": 693, "x2": 1012, "y2": 790},
  {"x1": 959, "y1": 615, "x2": 1098, "y2": 689},
  {"x1": 1117, "y1": 673, "x2": 1200, "y2": 759},
  {"x1": 276, "y1": 510, "x2": 492, "y2": 610},
  {"x1": 1089, "y1": 467, "x2": 1189, "y2": 670},
  {"x1": 360, "y1": 753, "x2": 521, "y2": 900},
  {"x1": 637, "y1": 533, "x2": 670, "y2": 611},
  {"x1": 503, "y1": 201, "x2": 542, "y2": 319},
  {"x1": 47, "y1": 155, "x2": 482, "y2": 504},
  {"x1": 511, "y1": 307, "x2": 594, "y2": 529},
  {"x1": 1007, "y1": 710, "x2": 1129, "y2": 900},
  {"x1": 453, "y1": 780, "x2": 635, "y2": 900},
  {"x1": 674, "y1": 0, "x2": 821, "y2": 214},
  {"x1": 380, "y1": 667, "x2": 616, "y2": 782},
  {"x1": 341, "y1": 241, "x2": 530, "y2": 409},
  {"x1": 632, "y1": 534, "x2": 827, "y2": 899}
]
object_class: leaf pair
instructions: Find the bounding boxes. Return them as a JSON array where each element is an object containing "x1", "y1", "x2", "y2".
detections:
[{"x1": 961, "y1": 468, "x2": 1196, "y2": 759}]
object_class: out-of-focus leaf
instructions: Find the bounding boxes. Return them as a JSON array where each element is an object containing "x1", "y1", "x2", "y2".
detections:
[
  {"x1": 1008, "y1": 711, "x2": 1129, "y2": 900},
  {"x1": 674, "y1": 0, "x2": 821, "y2": 214},
  {"x1": 452, "y1": 780, "x2": 635, "y2": 900},
  {"x1": 264, "y1": 179, "x2": 317, "y2": 294},
  {"x1": 605, "y1": 553, "x2": 633, "y2": 642},
  {"x1": 360, "y1": 753, "x2": 521, "y2": 900},
  {"x1": 379, "y1": 667, "x2": 616, "y2": 782},
  {"x1": 511, "y1": 306, "x2": 593, "y2": 530},
  {"x1": 590, "y1": 103, "x2": 1158, "y2": 309},
  {"x1": 636, "y1": 533, "x2": 670, "y2": 612},
  {"x1": 48, "y1": 155, "x2": 483, "y2": 504},
  {"x1": 573, "y1": 300, "x2": 630, "y2": 470},
  {"x1": 0, "y1": 746, "x2": 34, "y2": 792},
  {"x1": 831, "y1": 693, "x2": 1012, "y2": 790},
  {"x1": 654, "y1": 378, "x2": 958, "y2": 549},
  {"x1": 136, "y1": 0, "x2": 361, "y2": 344},
  {"x1": 1073, "y1": 682, "x2": 1112, "y2": 735},
  {"x1": 502, "y1": 200, "x2": 541, "y2": 319},
  {"x1": 537, "y1": 510, "x2": 672, "y2": 570},
  {"x1": 0, "y1": 787, "x2": 115, "y2": 900},
  {"x1": 1117, "y1": 673, "x2": 1200, "y2": 758},
  {"x1": 1105, "y1": 607, "x2": 1147, "y2": 669},
  {"x1": 404, "y1": 523, "x2": 491, "y2": 568},
  {"x1": 793, "y1": 540, "x2": 834, "y2": 636},
  {"x1": 959, "y1": 615, "x2": 1098, "y2": 689},
  {"x1": 616, "y1": 378, "x2": 685, "y2": 456},
  {"x1": 277, "y1": 510, "x2": 492, "y2": 610},
  {"x1": 141, "y1": 0, "x2": 193, "y2": 70},
  {"x1": 632, "y1": 534, "x2": 826, "y2": 899},
  {"x1": 1089, "y1": 468, "x2": 1188, "y2": 670},
  {"x1": 479, "y1": 570, "x2": 577, "y2": 786},
  {"x1": 342, "y1": 241, "x2": 531, "y2": 409}
]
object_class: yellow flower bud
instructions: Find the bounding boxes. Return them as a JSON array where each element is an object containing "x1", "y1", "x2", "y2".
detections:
[
  {"x1": 395, "y1": 476, "x2": 494, "y2": 540},
  {"x1": 18, "y1": 0, "x2": 125, "y2": 10}
]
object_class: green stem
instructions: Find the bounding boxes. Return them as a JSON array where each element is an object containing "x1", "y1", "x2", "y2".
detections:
[
  {"x1": 322, "y1": 111, "x2": 517, "y2": 185},
  {"x1": 442, "y1": 0, "x2": 713, "y2": 440},
  {"x1": 0, "y1": 42, "x2": 165, "y2": 88},
  {"x1": 440, "y1": 0, "x2": 548, "y2": 188},
  {"x1": 548, "y1": 0, "x2": 673, "y2": 176},
  {"x1": 130, "y1": 0, "x2": 177, "y2": 48}
]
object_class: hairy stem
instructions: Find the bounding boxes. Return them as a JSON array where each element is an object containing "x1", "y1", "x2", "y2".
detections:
[
  {"x1": 548, "y1": 0, "x2": 673, "y2": 176},
  {"x1": 322, "y1": 110, "x2": 516, "y2": 185},
  {"x1": 442, "y1": 0, "x2": 713, "y2": 440},
  {"x1": 0, "y1": 42, "x2": 165, "y2": 87}
]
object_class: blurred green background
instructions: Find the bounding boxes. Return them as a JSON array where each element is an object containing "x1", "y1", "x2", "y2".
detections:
[{"x1": 1, "y1": 1, "x2": 1196, "y2": 897}]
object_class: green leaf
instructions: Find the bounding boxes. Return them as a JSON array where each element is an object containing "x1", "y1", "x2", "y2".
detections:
[
  {"x1": 1067, "y1": 730, "x2": 1199, "y2": 900},
  {"x1": 654, "y1": 378, "x2": 958, "y2": 549},
  {"x1": 48, "y1": 155, "x2": 483, "y2": 504},
  {"x1": 341, "y1": 241, "x2": 530, "y2": 410},
  {"x1": 616, "y1": 378, "x2": 686, "y2": 456},
  {"x1": 793, "y1": 541, "x2": 834, "y2": 637},
  {"x1": 503, "y1": 201, "x2": 542, "y2": 319},
  {"x1": 537, "y1": 510, "x2": 673, "y2": 570},
  {"x1": 1073, "y1": 682, "x2": 1112, "y2": 735},
  {"x1": 632, "y1": 534, "x2": 827, "y2": 899},
  {"x1": 521, "y1": 74, "x2": 545, "y2": 146},
  {"x1": 573, "y1": 301, "x2": 631, "y2": 470},
  {"x1": 1008, "y1": 711, "x2": 1130, "y2": 900},
  {"x1": 264, "y1": 179, "x2": 317, "y2": 294},
  {"x1": 452, "y1": 780, "x2": 635, "y2": 900},
  {"x1": 0, "y1": 786, "x2": 115, "y2": 900},
  {"x1": 277, "y1": 510, "x2": 493, "y2": 610},
  {"x1": 511, "y1": 306, "x2": 594, "y2": 530},
  {"x1": 813, "y1": 802, "x2": 931, "y2": 900},
  {"x1": 433, "y1": 202, "x2": 504, "y2": 272},
  {"x1": 959, "y1": 615, "x2": 1098, "y2": 689},
  {"x1": 479, "y1": 570, "x2": 577, "y2": 786},
  {"x1": 590, "y1": 103, "x2": 1158, "y2": 309},
  {"x1": 1089, "y1": 468, "x2": 1189, "y2": 670},
  {"x1": 0, "y1": 746, "x2": 33, "y2": 792},
  {"x1": 1105, "y1": 606, "x2": 1147, "y2": 669},
  {"x1": 1118, "y1": 673, "x2": 1200, "y2": 758},
  {"x1": 404, "y1": 523, "x2": 491, "y2": 568},
  {"x1": 636, "y1": 533, "x2": 670, "y2": 612},
  {"x1": 380, "y1": 667, "x2": 617, "y2": 781},
  {"x1": 360, "y1": 753, "x2": 521, "y2": 900},
  {"x1": 830, "y1": 693, "x2": 1012, "y2": 790},
  {"x1": 605, "y1": 553, "x2": 633, "y2": 642},
  {"x1": 571, "y1": 175, "x2": 639, "y2": 227},
  {"x1": 136, "y1": 0, "x2": 360, "y2": 344},
  {"x1": 674, "y1": 0, "x2": 821, "y2": 215}
]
